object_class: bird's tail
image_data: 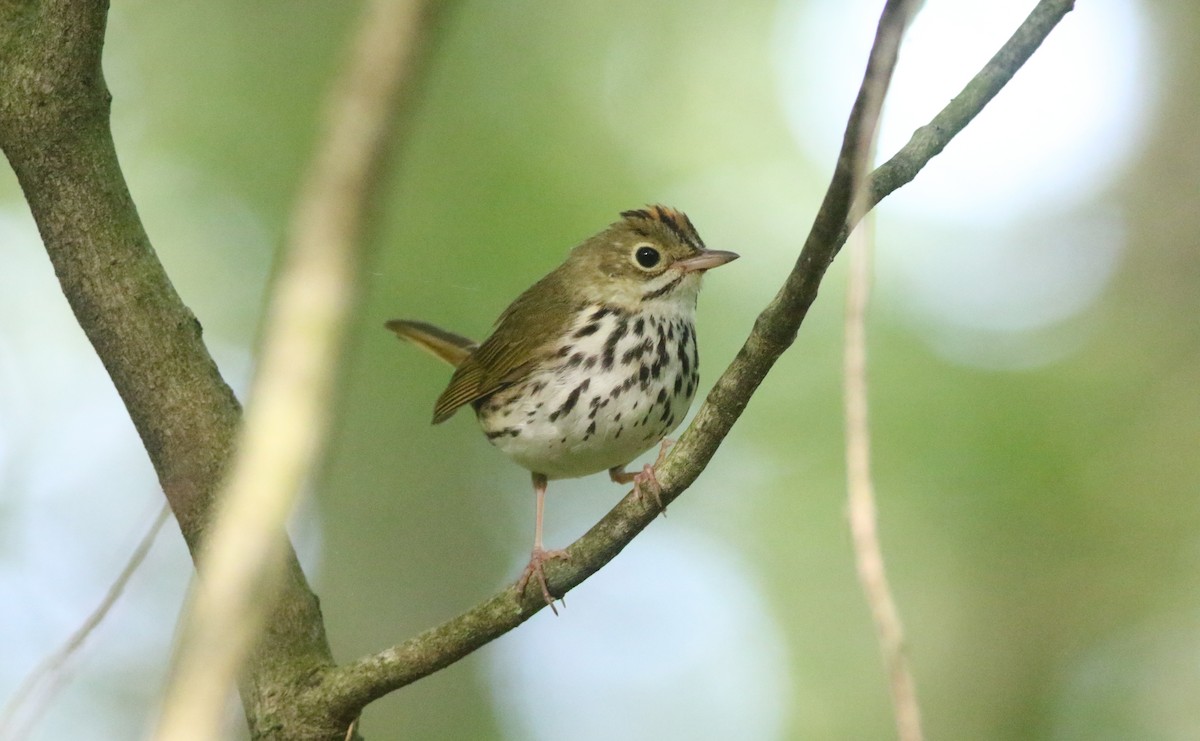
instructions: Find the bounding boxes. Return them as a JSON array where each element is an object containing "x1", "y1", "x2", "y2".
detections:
[{"x1": 385, "y1": 319, "x2": 478, "y2": 369}]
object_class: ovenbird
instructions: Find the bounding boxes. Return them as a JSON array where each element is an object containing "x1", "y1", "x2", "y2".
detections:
[{"x1": 386, "y1": 205, "x2": 737, "y2": 609}]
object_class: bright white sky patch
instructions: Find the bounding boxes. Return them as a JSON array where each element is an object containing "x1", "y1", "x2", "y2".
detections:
[
  {"x1": 775, "y1": 0, "x2": 1156, "y2": 225},
  {"x1": 775, "y1": 0, "x2": 1158, "y2": 368},
  {"x1": 486, "y1": 529, "x2": 793, "y2": 741}
]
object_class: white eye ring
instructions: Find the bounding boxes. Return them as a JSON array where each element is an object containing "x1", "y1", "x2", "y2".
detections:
[{"x1": 632, "y1": 243, "x2": 662, "y2": 270}]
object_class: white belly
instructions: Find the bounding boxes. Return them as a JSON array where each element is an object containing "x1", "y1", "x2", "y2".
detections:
[{"x1": 476, "y1": 306, "x2": 699, "y2": 480}]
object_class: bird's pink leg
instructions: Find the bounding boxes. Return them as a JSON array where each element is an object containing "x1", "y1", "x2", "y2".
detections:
[{"x1": 515, "y1": 472, "x2": 569, "y2": 613}]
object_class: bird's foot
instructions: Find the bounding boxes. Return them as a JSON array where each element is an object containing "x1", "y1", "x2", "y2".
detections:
[
  {"x1": 610, "y1": 438, "x2": 674, "y2": 513},
  {"x1": 516, "y1": 547, "x2": 570, "y2": 614},
  {"x1": 630, "y1": 464, "x2": 665, "y2": 511}
]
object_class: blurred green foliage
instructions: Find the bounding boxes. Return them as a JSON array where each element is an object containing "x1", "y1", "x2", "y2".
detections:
[{"x1": 3, "y1": 1, "x2": 1199, "y2": 739}]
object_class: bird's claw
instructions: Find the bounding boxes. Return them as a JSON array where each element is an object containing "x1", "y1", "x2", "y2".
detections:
[
  {"x1": 630, "y1": 464, "x2": 665, "y2": 511},
  {"x1": 516, "y1": 547, "x2": 570, "y2": 614},
  {"x1": 610, "y1": 438, "x2": 674, "y2": 514}
]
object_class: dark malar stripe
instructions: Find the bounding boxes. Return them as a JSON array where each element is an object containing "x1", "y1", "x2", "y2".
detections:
[{"x1": 641, "y1": 275, "x2": 683, "y2": 302}]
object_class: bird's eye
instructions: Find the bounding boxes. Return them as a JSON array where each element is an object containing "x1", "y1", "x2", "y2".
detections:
[{"x1": 634, "y1": 245, "x2": 661, "y2": 269}]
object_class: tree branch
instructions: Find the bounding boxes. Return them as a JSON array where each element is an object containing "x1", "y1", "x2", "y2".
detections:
[{"x1": 313, "y1": 0, "x2": 1074, "y2": 711}]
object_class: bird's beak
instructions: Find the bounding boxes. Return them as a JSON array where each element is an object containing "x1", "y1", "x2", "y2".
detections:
[{"x1": 676, "y1": 249, "x2": 740, "y2": 273}]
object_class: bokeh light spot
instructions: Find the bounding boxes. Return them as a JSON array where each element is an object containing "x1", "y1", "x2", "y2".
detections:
[
  {"x1": 775, "y1": 0, "x2": 1157, "y2": 224},
  {"x1": 486, "y1": 530, "x2": 794, "y2": 741}
]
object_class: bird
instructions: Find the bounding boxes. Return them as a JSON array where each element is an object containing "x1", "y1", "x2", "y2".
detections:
[{"x1": 386, "y1": 205, "x2": 738, "y2": 610}]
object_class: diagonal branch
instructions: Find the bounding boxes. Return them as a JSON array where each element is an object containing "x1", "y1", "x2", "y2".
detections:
[{"x1": 314, "y1": 0, "x2": 1075, "y2": 714}]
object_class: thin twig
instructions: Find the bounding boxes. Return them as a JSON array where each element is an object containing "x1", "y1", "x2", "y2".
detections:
[
  {"x1": 0, "y1": 505, "x2": 170, "y2": 741},
  {"x1": 845, "y1": 217, "x2": 922, "y2": 741},
  {"x1": 151, "y1": 2, "x2": 433, "y2": 739},
  {"x1": 841, "y1": 3, "x2": 923, "y2": 739}
]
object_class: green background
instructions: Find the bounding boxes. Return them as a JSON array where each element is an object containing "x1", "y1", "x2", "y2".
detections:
[{"x1": 2, "y1": 1, "x2": 1197, "y2": 739}]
